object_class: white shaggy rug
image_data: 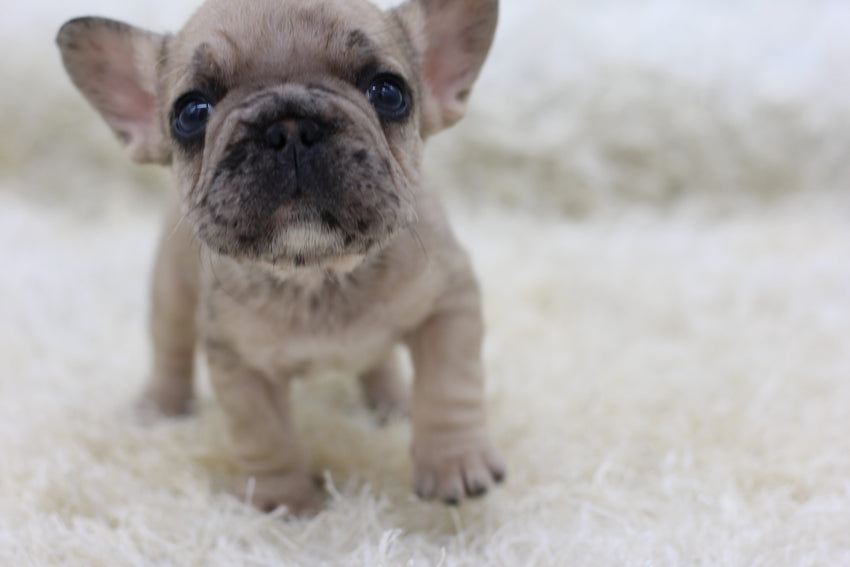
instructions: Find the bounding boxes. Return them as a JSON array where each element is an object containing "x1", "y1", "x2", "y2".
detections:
[
  {"x1": 3, "y1": 0, "x2": 850, "y2": 565},
  {"x1": 3, "y1": 192, "x2": 850, "y2": 565}
]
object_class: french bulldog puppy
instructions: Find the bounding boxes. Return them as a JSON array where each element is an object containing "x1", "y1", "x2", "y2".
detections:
[{"x1": 57, "y1": 0, "x2": 504, "y2": 514}]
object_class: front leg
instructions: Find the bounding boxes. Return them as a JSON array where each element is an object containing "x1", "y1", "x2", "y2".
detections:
[
  {"x1": 206, "y1": 340, "x2": 322, "y2": 514},
  {"x1": 140, "y1": 204, "x2": 199, "y2": 417},
  {"x1": 406, "y1": 284, "x2": 506, "y2": 504}
]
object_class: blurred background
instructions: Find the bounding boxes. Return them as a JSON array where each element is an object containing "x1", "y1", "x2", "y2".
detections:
[{"x1": 3, "y1": 0, "x2": 850, "y2": 216}]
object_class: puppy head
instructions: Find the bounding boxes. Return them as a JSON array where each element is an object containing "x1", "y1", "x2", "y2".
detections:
[{"x1": 57, "y1": 0, "x2": 498, "y2": 269}]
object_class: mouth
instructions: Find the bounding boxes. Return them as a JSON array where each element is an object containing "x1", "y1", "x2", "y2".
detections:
[
  {"x1": 193, "y1": 198, "x2": 390, "y2": 268},
  {"x1": 265, "y1": 219, "x2": 379, "y2": 267}
]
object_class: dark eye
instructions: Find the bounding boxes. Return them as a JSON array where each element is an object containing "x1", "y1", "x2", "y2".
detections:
[
  {"x1": 172, "y1": 93, "x2": 213, "y2": 139},
  {"x1": 366, "y1": 74, "x2": 410, "y2": 120}
]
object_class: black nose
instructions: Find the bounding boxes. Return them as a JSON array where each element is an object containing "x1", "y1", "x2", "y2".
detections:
[{"x1": 265, "y1": 118, "x2": 327, "y2": 150}]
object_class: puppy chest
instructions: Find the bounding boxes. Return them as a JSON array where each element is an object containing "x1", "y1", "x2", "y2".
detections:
[
  {"x1": 203, "y1": 283, "x2": 430, "y2": 378},
  {"x1": 224, "y1": 315, "x2": 400, "y2": 377}
]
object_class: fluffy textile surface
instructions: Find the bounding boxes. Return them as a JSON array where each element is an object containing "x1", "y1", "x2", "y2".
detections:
[
  {"x1": 2, "y1": 1, "x2": 850, "y2": 565},
  {"x1": 3, "y1": 194, "x2": 850, "y2": 566}
]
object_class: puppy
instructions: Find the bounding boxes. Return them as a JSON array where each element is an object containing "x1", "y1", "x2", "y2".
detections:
[{"x1": 57, "y1": 0, "x2": 504, "y2": 514}]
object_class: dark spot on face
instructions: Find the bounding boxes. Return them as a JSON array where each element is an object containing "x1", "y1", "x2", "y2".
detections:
[
  {"x1": 357, "y1": 219, "x2": 370, "y2": 232},
  {"x1": 346, "y1": 29, "x2": 373, "y2": 51},
  {"x1": 294, "y1": 254, "x2": 306, "y2": 267},
  {"x1": 237, "y1": 233, "x2": 256, "y2": 245},
  {"x1": 216, "y1": 142, "x2": 251, "y2": 175},
  {"x1": 352, "y1": 149, "x2": 368, "y2": 164},
  {"x1": 321, "y1": 211, "x2": 341, "y2": 231},
  {"x1": 344, "y1": 234, "x2": 355, "y2": 247}
]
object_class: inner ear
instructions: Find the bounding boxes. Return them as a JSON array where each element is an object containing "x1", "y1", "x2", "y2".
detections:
[
  {"x1": 396, "y1": 0, "x2": 498, "y2": 136},
  {"x1": 57, "y1": 17, "x2": 170, "y2": 164}
]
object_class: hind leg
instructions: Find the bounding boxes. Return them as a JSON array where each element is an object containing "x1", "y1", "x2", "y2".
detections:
[
  {"x1": 359, "y1": 350, "x2": 410, "y2": 423},
  {"x1": 139, "y1": 203, "x2": 200, "y2": 417}
]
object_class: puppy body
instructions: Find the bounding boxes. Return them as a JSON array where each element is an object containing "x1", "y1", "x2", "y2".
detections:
[{"x1": 58, "y1": 0, "x2": 504, "y2": 513}]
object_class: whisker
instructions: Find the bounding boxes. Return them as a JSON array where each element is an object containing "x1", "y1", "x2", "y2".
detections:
[{"x1": 408, "y1": 225, "x2": 428, "y2": 262}]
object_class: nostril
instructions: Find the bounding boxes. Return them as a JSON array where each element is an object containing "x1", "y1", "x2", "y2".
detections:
[
  {"x1": 266, "y1": 119, "x2": 327, "y2": 150},
  {"x1": 299, "y1": 119, "x2": 325, "y2": 147},
  {"x1": 265, "y1": 122, "x2": 289, "y2": 149}
]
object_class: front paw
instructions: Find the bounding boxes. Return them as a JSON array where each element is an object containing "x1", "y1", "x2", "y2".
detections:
[
  {"x1": 135, "y1": 373, "x2": 194, "y2": 421},
  {"x1": 413, "y1": 437, "x2": 506, "y2": 505},
  {"x1": 233, "y1": 471, "x2": 325, "y2": 515}
]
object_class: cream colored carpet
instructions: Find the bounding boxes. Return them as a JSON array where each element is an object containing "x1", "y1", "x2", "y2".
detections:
[
  {"x1": 2, "y1": 0, "x2": 850, "y2": 565},
  {"x1": 3, "y1": 191, "x2": 849, "y2": 565}
]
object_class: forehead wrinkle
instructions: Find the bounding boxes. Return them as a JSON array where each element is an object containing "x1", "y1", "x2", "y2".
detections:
[
  {"x1": 278, "y1": 6, "x2": 408, "y2": 76},
  {"x1": 342, "y1": 28, "x2": 378, "y2": 58},
  {"x1": 172, "y1": 4, "x2": 417, "y2": 96},
  {"x1": 170, "y1": 38, "x2": 235, "y2": 99},
  {"x1": 192, "y1": 40, "x2": 225, "y2": 80},
  {"x1": 333, "y1": 22, "x2": 415, "y2": 81},
  {"x1": 333, "y1": 28, "x2": 380, "y2": 79}
]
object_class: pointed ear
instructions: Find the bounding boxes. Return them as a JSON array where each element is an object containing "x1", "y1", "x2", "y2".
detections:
[
  {"x1": 395, "y1": 0, "x2": 498, "y2": 137},
  {"x1": 56, "y1": 17, "x2": 171, "y2": 164}
]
